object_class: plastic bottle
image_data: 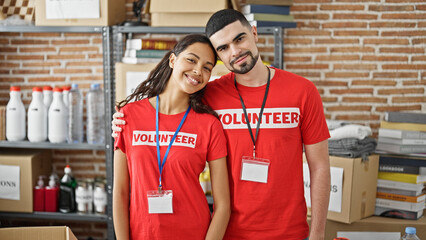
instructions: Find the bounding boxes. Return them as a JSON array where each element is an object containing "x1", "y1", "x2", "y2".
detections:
[
  {"x1": 62, "y1": 85, "x2": 71, "y2": 107},
  {"x1": 6, "y1": 86, "x2": 26, "y2": 141},
  {"x1": 43, "y1": 86, "x2": 53, "y2": 111},
  {"x1": 59, "y1": 165, "x2": 77, "y2": 213},
  {"x1": 86, "y1": 83, "x2": 105, "y2": 144},
  {"x1": 68, "y1": 83, "x2": 83, "y2": 143},
  {"x1": 28, "y1": 87, "x2": 47, "y2": 142},
  {"x1": 33, "y1": 176, "x2": 45, "y2": 211},
  {"x1": 48, "y1": 87, "x2": 68, "y2": 143},
  {"x1": 401, "y1": 227, "x2": 420, "y2": 240},
  {"x1": 45, "y1": 174, "x2": 59, "y2": 212}
]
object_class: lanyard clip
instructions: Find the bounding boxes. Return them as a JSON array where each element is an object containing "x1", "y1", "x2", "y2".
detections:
[
  {"x1": 158, "y1": 185, "x2": 162, "y2": 194},
  {"x1": 253, "y1": 146, "x2": 256, "y2": 158}
]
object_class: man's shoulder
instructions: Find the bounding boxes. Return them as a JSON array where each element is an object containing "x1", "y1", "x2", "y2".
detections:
[{"x1": 274, "y1": 68, "x2": 317, "y2": 89}]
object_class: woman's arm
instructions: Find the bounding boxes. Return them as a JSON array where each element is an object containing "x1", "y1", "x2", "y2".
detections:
[
  {"x1": 205, "y1": 157, "x2": 230, "y2": 240},
  {"x1": 113, "y1": 149, "x2": 130, "y2": 240}
]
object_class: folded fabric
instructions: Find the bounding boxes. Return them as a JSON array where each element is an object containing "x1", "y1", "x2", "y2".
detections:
[
  {"x1": 326, "y1": 119, "x2": 350, "y2": 131},
  {"x1": 328, "y1": 137, "x2": 377, "y2": 158},
  {"x1": 329, "y1": 124, "x2": 372, "y2": 140}
]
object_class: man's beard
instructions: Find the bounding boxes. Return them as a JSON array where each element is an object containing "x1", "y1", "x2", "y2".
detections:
[{"x1": 229, "y1": 51, "x2": 259, "y2": 74}]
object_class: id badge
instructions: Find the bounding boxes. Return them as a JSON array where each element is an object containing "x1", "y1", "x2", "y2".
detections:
[
  {"x1": 240, "y1": 156, "x2": 270, "y2": 183},
  {"x1": 147, "y1": 190, "x2": 173, "y2": 214}
]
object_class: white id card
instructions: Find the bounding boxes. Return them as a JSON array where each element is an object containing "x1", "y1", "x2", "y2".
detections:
[
  {"x1": 147, "y1": 190, "x2": 173, "y2": 214},
  {"x1": 240, "y1": 156, "x2": 270, "y2": 183}
]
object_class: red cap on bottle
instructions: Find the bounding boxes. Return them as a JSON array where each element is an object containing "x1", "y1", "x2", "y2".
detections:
[
  {"x1": 10, "y1": 86, "x2": 21, "y2": 91},
  {"x1": 32, "y1": 87, "x2": 43, "y2": 92},
  {"x1": 43, "y1": 86, "x2": 53, "y2": 91},
  {"x1": 62, "y1": 85, "x2": 71, "y2": 91},
  {"x1": 53, "y1": 87, "x2": 63, "y2": 92}
]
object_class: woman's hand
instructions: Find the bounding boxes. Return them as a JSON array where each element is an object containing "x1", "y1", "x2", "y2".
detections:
[{"x1": 112, "y1": 106, "x2": 126, "y2": 138}]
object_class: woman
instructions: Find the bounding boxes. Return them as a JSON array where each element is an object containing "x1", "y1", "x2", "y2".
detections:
[{"x1": 113, "y1": 34, "x2": 230, "y2": 240}]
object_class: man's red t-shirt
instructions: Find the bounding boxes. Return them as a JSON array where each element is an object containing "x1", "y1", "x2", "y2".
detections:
[
  {"x1": 115, "y1": 98, "x2": 227, "y2": 239},
  {"x1": 204, "y1": 68, "x2": 330, "y2": 239}
]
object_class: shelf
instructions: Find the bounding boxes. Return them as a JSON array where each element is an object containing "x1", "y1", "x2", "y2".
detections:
[
  {"x1": 0, "y1": 211, "x2": 108, "y2": 222},
  {"x1": 0, "y1": 140, "x2": 105, "y2": 150},
  {"x1": 116, "y1": 25, "x2": 296, "y2": 35},
  {"x1": 0, "y1": 25, "x2": 105, "y2": 33}
]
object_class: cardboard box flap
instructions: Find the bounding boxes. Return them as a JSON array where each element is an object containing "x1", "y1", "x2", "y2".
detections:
[{"x1": 0, "y1": 226, "x2": 77, "y2": 240}]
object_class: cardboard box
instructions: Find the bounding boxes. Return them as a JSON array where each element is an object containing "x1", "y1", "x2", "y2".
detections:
[
  {"x1": 308, "y1": 214, "x2": 426, "y2": 240},
  {"x1": 115, "y1": 62, "x2": 230, "y2": 103},
  {"x1": 0, "y1": 226, "x2": 77, "y2": 240},
  {"x1": 150, "y1": 0, "x2": 228, "y2": 13},
  {"x1": 115, "y1": 62, "x2": 158, "y2": 103},
  {"x1": 151, "y1": 13, "x2": 214, "y2": 27},
  {"x1": 0, "y1": 150, "x2": 51, "y2": 213},
  {"x1": 35, "y1": 0, "x2": 126, "y2": 26},
  {"x1": 305, "y1": 155, "x2": 379, "y2": 223}
]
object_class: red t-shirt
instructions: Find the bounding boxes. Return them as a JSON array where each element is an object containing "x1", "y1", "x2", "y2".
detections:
[
  {"x1": 204, "y1": 68, "x2": 330, "y2": 240},
  {"x1": 114, "y1": 98, "x2": 227, "y2": 240}
]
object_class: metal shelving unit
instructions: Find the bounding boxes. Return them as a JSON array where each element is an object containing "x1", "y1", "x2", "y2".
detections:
[
  {"x1": 0, "y1": 211, "x2": 107, "y2": 222},
  {"x1": 0, "y1": 141, "x2": 104, "y2": 150},
  {"x1": 0, "y1": 25, "x2": 115, "y2": 240}
]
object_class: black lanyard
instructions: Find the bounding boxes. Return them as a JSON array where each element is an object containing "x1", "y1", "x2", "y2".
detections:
[{"x1": 233, "y1": 67, "x2": 271, "y2": 158}]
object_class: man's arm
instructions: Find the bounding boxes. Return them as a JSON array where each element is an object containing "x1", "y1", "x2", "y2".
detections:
[
  {"x1": 112, "y1": 106, "x2": 125, "y2": 138},
  {"x1": 305, "y1": 139, "x2": 330, "y2": 240}
]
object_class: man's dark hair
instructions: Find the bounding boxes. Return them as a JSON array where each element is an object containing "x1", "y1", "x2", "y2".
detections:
[{"x1": 206, "y1": 9, "x2": 252, "y2": 38}]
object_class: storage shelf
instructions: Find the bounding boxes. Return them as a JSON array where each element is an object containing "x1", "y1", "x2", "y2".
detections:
[
  {"x1": 116, "y1": 25, "x2": 297, "y2": 34},
  {"x1": 0, "y1": 25, "x2": 105, "y2": 33},
  {"x1": 0, "y1": 140, "x2": 105, "y2": 150},
  {"x1": 0, "y1": 211, "x2": 108, "y2": 222}
]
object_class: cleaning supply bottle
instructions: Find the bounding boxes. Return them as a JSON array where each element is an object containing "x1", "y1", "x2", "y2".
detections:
[
  {"x1": 28, "y1": 87, "x2": 47, "y2": 142},
  {"x1": 33, "y1": 176, "x2": 45, "y2": 211},
  {"x1": 45, "y1": 174, "x2": 59, "y2": 212},
  {"x1": 6, "y1": 86, "x2": 26, "y2": 141},
  {"x1": 48, "y1": 87, "x2": 68, "y2": 143},
  {"x1": 59, "y1": 165, "x2": 77, "y2": 213}
]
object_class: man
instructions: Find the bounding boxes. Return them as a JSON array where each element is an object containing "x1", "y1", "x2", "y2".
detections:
[{"x1": 113, "y1": 9, "x2": 330, "y2": 240}]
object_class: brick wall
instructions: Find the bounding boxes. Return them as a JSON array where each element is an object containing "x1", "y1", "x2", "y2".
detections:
[
  {"x1": 286, "y1": 0, "x2": 426, "y2": 137},
  {"x1": 0, "y1": 0, "x2": 425, "y2": 239}
]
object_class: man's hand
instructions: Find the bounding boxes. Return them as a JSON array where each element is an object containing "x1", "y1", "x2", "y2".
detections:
[{"x1": 112, "y1": 106, "x2": 126, "y2": 138}]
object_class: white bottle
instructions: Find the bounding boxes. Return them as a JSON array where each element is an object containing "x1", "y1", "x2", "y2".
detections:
[
  {"x1": 28, "y1": 87, "x2": 47, "y2": 142},
  {"x1": 62, "y1": 85, "x2": 71, "y2": 107},
  {"x1": 48, "y1": 87, "x2": 68, "y2": 143},
  {"x1": 401, "y1": 227, "x2": 421, "y2": 240},
  {"x1": 68, "y1": 84, "x2": 83, "y2": 143},
  {"x1": 86, "y1": 83, "x2": 105, "y2": 144},
  {"x1": 6, "y1": 86, "x2": 26, "y2": 141},
  {"x1": 43, "y1": 86, "x2": 53, "y2": 112}
]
